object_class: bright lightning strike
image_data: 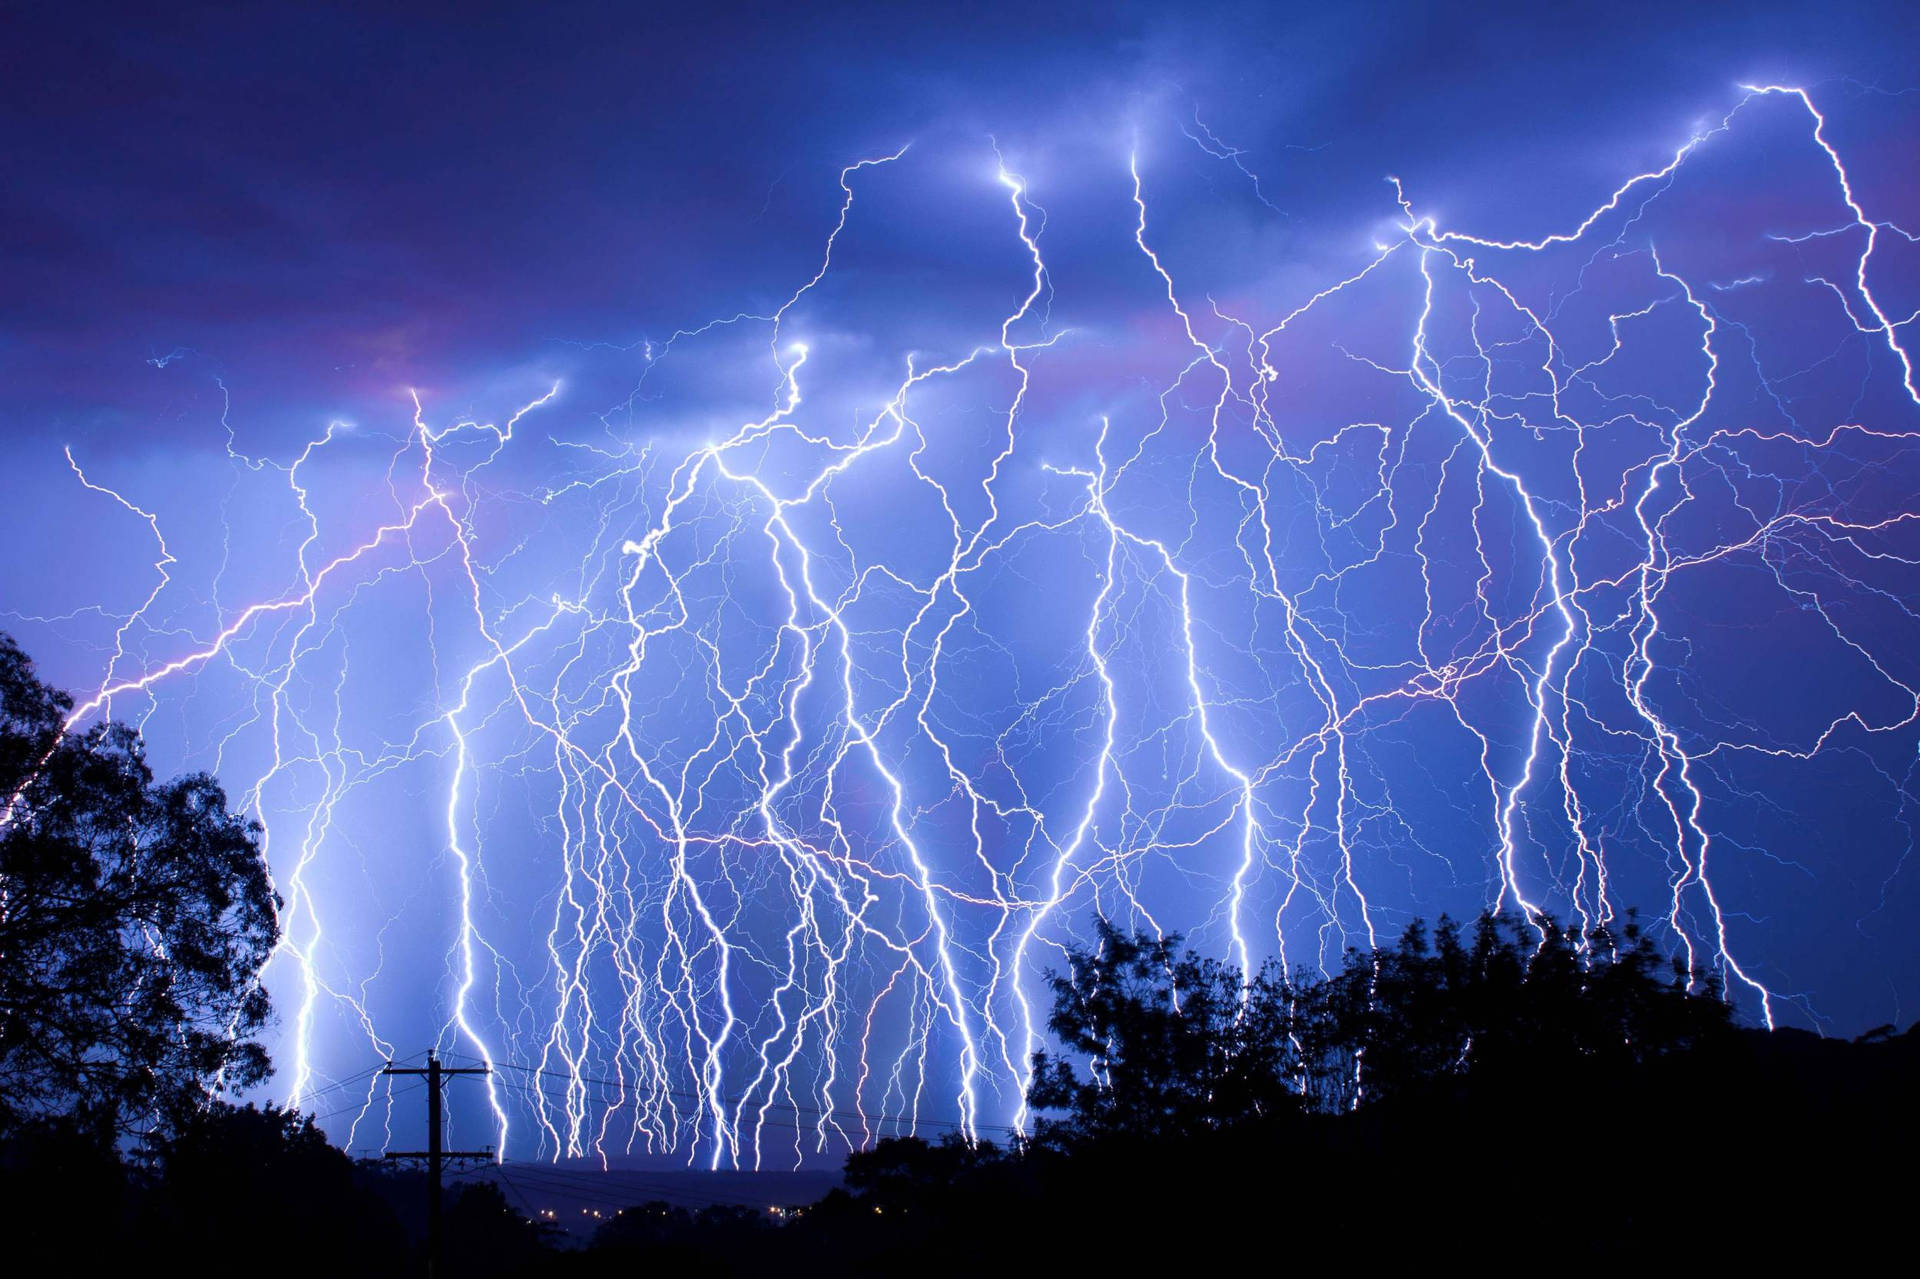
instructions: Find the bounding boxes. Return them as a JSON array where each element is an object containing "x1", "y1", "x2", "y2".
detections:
[{"x1": 25, "y1": 84, "x2": 1920, "y2": 1168}]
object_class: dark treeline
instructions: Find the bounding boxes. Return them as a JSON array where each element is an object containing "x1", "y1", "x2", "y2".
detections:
[
  {"x1": 9, "y1": 913, "x2": 1910, "y2": 1275},
  {"x1": 2, "y1": 630, "x2": 1914, "y2": 1273},
  {"x1": 539, "y1": 914, "x2": 1917, "y2": 1273}
]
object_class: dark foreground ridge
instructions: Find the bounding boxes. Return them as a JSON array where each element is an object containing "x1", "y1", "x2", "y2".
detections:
[{"x1": 4, "y1": 921, "x2": 1915, "y2": 1274}]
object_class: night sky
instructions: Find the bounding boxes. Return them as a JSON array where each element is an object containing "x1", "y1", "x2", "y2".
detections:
[{"x1": 4, "y1": 1, "x2": 1919, "y2": 1163}]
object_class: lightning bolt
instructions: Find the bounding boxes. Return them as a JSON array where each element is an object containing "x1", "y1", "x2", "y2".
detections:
[{"x1": 25, "y1": 83, "x2": 1920, "y2": 1165}]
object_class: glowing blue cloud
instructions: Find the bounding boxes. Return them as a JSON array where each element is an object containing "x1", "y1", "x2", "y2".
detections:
[{"x1": 13, "y1": 77, "x2": 1920, "y2": 1171}]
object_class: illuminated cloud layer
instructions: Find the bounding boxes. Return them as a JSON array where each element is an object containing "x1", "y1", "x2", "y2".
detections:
[{"x1": 4, "y1": 8, "x2": 1918, "y2": 1168}]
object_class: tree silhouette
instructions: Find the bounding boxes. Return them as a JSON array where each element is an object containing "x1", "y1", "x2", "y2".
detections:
[
  {"x1": 842, "y1": 1131, "x2": 1007, "y2": 1209},
  {"x1": 1027, "y1": 916, "x2": 1297, "y2": 1145},
  {"x1": 588, "y1": 1198, "x2": 768, "y2": 1270},
  {"x1": 137, "y1": 1101, "x2": 405, "y2": 1268},
  {"x1": 441, "y1": 1180, "x2": 559, "y2": 1275},
  {"x1": 1291, "y1": 910, "x2": 1734, "y2": 1108},
  {"x1": 0, "y1": 633, "x2": 280, "y2": 1141},
  {"x1": 1029, "y1": 910, "x2": 1734, "y2": 1138}
]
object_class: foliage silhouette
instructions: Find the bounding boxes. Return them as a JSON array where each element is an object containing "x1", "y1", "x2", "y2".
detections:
[
  {"x1": 536, "y1": 912, "x2": 1782, "y2": 1274},
  {"x1": 0, "y1": 632, "x2": 280, "y2": 1142},
  {"x1": 0, "y1": 731, "x2": 1907, "y2": 1279},
  {"x1": 578, "y1": 1199, "x2": 771, "y2": 1275},
  {"x1": 1027, "y1": 916, "x2": 1297, "y2": 1144},
  {"x1": 138, "y1": 1101, "x2": 406, "y2": 1269},
  {"x1": 0, "y1": 1112, "x2": 134, "y2": 1267},
  {"x1": 441, "y1": 1179, "x2": 561, "y2": 1275},
  {"x1": 1024, "y1": 909, "x2": 1731, "y2": 1144}
]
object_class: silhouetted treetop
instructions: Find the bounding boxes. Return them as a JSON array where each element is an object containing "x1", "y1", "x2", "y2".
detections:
[
  {"x1": 0, "y1": 632, "x2": 280, "y2": 1141},
  {"x1": 1028, "y1": 917, "x2": 1298, "y2": 1145},
  {"x1": 1292, "y1": 910, "x2": 1732, "y2": 1110},
  {"x1": 1028, "y1": 909, "x2": 1734, "y2": 1139}
]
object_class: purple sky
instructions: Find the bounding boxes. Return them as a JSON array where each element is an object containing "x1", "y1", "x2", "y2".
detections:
[{"x1": 4, "y1": 2, "x2": 1919, "y2": 1161}]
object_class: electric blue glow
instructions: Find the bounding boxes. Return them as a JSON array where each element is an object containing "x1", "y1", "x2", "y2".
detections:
[{"x1": 4, "y1": 9, "x2": 1918, "y2": 1170}]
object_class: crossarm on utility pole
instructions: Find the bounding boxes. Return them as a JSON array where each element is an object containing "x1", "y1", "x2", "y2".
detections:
[{"x1": 381, "y1": 1049, "x2": 493, "y2": 1278}]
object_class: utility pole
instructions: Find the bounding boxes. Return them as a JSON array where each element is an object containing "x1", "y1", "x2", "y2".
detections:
[{"x1": 383, "y1": 1049, "x2": 492, "y2": 1278}]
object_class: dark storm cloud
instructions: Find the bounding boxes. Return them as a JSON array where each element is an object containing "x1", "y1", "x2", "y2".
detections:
[{"x1": 6, "y1": 1, "x2": 1914, "y2": 444}]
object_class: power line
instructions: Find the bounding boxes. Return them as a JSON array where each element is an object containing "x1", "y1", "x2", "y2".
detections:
[
  {"x1": 314, "y1": 1076, "x2": 424, "y2": 1125},
  {"x1": 383, "y1": 1050, "x2": 492, "y2": 1278}
]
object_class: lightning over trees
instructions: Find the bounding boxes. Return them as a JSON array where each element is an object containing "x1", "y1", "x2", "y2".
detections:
[
  {"x1": 0, "y1": 633, "x2": 279, "y2": 1141},
  {"x1": 17, "y1": 82, "x2": 1920, "y2": 1167},
  {"x1": 1023, "y1": 911, "x2": 1733, "y2": 1143}
]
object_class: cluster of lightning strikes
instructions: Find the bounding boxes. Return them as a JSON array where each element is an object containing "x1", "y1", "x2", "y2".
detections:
[{"x1": 26, "y1": 83, "x2": 1920, "y2": 1169}]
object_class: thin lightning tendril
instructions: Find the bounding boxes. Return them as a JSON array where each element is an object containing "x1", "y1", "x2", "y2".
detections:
[{"x1": 25, "y1": 84, "x2": 1920, "y2": 1166}]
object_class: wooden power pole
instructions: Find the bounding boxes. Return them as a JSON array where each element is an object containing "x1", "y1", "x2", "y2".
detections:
[{"x1": 383, "y1": 1050, "x2": 493, "y2": 1277}]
